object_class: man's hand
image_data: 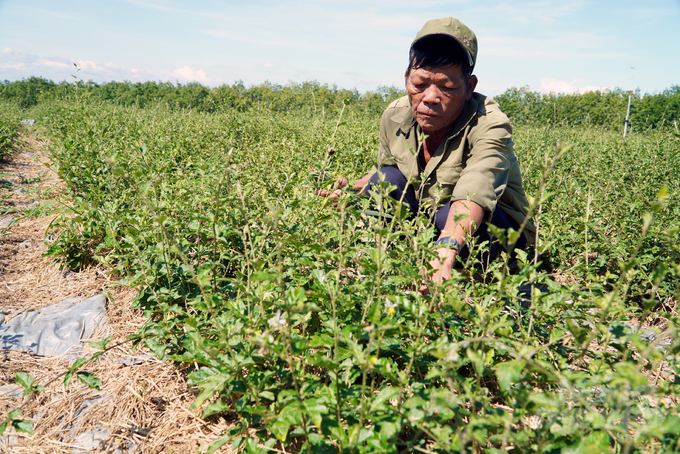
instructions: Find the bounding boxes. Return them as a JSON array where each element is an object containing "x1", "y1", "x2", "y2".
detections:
[
  {"x1": 419, "y1": 247, "x2": 457, "y2": 295},
  {"x1": 352, "y1": 173, "x2": 373, "y2": 194},
  {"x1": 315, "y1": 173, "x2": 373, "y2": 200},
  {"x1": 418, "y1": 200, "x2": 484, "y2": 295},
  {"x1": 315, "y1": 177, "x2": 348, "y2": 200}
]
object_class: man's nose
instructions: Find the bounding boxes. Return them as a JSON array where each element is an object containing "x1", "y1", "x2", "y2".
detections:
[{"x1": 422, "y1": 85, "x2": 441, "y2": 104}]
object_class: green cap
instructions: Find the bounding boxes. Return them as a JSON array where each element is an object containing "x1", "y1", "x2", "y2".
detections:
[{"x1": 412, "y1": 17, "x2": 478, "y2": 71}]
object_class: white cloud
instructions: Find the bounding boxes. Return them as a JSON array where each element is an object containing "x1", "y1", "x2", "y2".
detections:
[
  {"x1": 77, "y1": 60, "x2": 100, "y2": 71},
  {"x1": 9, "y1": 52, "x2": 214, "y2": 86},
  {"x1": 170, "y1": 66, "x2": 209, "y2": 84},
  {"x1": 538, "y1": 78, "x2": 610, "y2": 94},
  {"x1": 0, "y1": 48, "x2": 156, "y2": 82},
  {"x1": 0, "y1": 62, "x2": 25, "y2": 70},
  {"x1": 44, "y1": 60, "x2": 70, "y2": 68}
]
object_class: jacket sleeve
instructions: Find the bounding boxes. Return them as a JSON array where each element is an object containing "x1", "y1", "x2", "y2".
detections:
[
  {"x1": 451, "y1": 110, "x2": 514, "y2": 217},
  {"x1": 377, "y1": 108, "x2": 398, "y2": 168}
]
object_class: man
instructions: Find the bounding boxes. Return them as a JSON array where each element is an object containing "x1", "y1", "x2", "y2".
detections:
[{"x1": 320, "y1": 17, "x2": 534, "y2": 290}]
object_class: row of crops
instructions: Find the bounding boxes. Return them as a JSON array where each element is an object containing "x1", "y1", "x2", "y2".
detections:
[
  {"x1": 4, "y1": 96, "x2": 680, "y2": 452},
  {"x1": 0, "y1": 103, "x2": 22, "y2": 159}
]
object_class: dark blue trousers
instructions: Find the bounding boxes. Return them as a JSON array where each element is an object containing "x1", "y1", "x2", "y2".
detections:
[{"x1": 365, "y1": 166, "x2": 526, "y2": 264}]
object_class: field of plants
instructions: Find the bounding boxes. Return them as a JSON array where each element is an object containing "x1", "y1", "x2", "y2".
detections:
[{"x1": 1, "y1": 86, "x2": 680, "y2": 453}]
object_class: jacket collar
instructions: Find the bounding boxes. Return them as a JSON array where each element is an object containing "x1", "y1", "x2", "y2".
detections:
[
  {"x1": 445, "y1": 94, "x2": 479, "y2": 143},
  {"x1": 392, "y1": 94, "x2": 479, "y2": 143},
  {"x1": 392, "y1": 105, "x2": 417, "y2": 138}
]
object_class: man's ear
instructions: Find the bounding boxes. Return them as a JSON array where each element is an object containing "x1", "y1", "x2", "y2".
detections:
[
  {"x1": 466, "y1": 75, "x2": 478, "y2": 100},
  {"x1": 404, "y1": 70, "x2": 409, "y2": 86}
]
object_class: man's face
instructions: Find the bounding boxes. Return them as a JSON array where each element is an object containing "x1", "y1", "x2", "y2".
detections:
[{"x1": 405, "y1": 64, "x2": 478, "y2": 136}]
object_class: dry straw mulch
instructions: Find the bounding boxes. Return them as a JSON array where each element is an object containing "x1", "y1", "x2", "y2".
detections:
[{"x1": 1, "y1": 131, "x2": 234, "y2": 453}]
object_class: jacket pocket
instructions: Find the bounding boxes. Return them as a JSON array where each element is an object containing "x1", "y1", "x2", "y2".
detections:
[{"x1": 435, "y1": 163, "x2": 463, "y2": 186}]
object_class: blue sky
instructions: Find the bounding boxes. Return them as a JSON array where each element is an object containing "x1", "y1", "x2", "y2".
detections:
[{"x1": 1, "y1": 0, "x2": 679, "y2": 97}]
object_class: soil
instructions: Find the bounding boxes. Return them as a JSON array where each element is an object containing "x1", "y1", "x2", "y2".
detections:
[{"x1": 0, "y1": 130, "x2": 233, "y2": 453}]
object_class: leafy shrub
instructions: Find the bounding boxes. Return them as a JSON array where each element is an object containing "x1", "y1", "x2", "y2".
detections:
[
  {"x1": 0, "y1": 101, "x2": 22, "y2": 159},
  {"x1": 1, "y1": 77, "x2": 62, "y2": 108}
]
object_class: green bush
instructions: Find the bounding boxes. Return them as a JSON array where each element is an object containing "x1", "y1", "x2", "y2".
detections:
[
  {"x1": 34, "y1": 98, "x2": 680, "y2": 453},
  {"x1": 0, "y1": 101, "x2": 22, "y2": 159},
  {"x1": 494, "y1": 86, "x2": 680, "y2": 131}
]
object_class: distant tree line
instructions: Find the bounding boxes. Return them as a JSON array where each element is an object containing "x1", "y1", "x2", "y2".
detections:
[
  {"x1": 1, "y1": 76, "x2": 679, "y2": 130},
  {"x1": 494, "y1": 85, "x2": 680, "y2": 131},
  {"x1": 0, "y1": 76, "x2": 404, "y2": 116}
]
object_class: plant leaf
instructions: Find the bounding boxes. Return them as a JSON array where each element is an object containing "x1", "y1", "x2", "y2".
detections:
[
  {"x1": 76, "y1": 371, "x2": 101, "y2": 390},
  {"x1": 15, "y1": 372, "x2": 33, "y2": 390},
  {"x1": 12, "y1": 420, "x2": 34, "y2": 435},
  {"x1": 89, "y1": 335, "x2": 112, "y2": 351}
]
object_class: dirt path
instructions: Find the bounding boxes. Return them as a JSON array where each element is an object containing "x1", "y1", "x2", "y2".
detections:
[
  {"x1": 0, "y1": 133, "x2": 109, "y2": 311},
  {"x1": 0, "y1": 131, "x2": 233, "y2": 453}
]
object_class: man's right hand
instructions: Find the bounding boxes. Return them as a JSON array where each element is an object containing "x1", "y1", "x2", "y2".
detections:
[
  {"x1": 315, "y1": 177, "x2": 348, "y2": 200},
  {"x1": 418, "y1": 247, "x2": 457, "y2": 295}
]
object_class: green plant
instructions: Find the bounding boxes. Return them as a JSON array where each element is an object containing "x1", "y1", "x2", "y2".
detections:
[
  {"x1": 16, "y1": 96, "x2": 680, "y2": 453},
  {"x1": 0, "y1": 101, "x2": 22, "y2": 159}
]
